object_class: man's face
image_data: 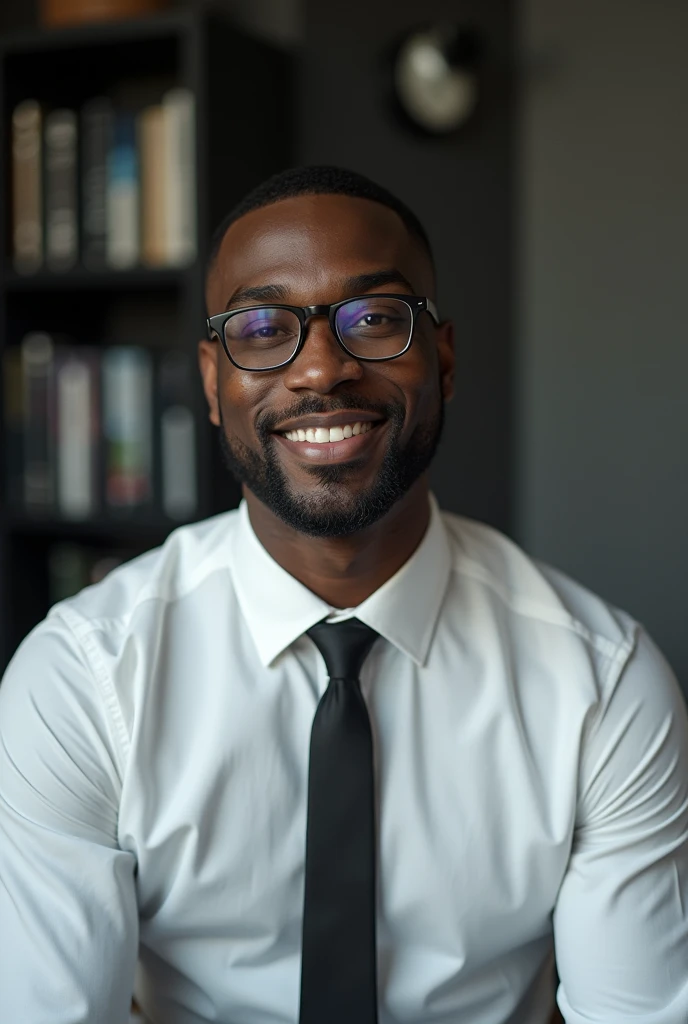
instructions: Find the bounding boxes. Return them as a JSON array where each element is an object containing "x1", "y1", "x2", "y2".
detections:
[{"x1": 200, "y1": 194, "x2": 454, "y2": 537}]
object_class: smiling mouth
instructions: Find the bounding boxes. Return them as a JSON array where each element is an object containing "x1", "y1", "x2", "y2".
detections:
[
  {"x1": 280, "y1": 420, "x2": 375, "y2": 444},
  {"x1": 272, "y1": 417, "x2": 385, "y2": 463}
]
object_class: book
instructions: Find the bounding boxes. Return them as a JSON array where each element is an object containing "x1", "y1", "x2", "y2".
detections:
[
  {"x1": 81, "y1": 97, "x2": 113, "y2": 268},
  {"x1": 21, "y1": 332, "x2": 55, "y2": 511},
  {"x1": 138, "y1": 104, "x2": 167, "y2": 267},
  {"x1": 55, "y1": 347, "x2": 99, "y2": 519},
  {"x1": 11, "y1": 100, "x2": 43, "y2": 274},
  {"x1": 162, "y1": 88, "x2": 197, "y2": 266},
  {"x1": 45, "y1": 108, "x2": 79, "y2": 271},
  {"x1": 106, "y1": 112, "x2": 140, "y2": 269},
  {"x1": 9, "y1": 337, "x2": 199, "y2": 520},
  {"x1": 102, "y1": 346, "x2": 153, "y2": 509},
  {"x1": 158, "y1": 351, "x2": 197, "y2": 519},
  {"x1": 2, "y1": 348, "x2": 24, "y2": 507}
]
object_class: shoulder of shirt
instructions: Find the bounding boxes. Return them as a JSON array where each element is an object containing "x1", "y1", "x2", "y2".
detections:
[
  {"x1": 45, "y1": 504, "x2": 638, "y2": 671},
  {"x1": 439, "y1": 507, "x2": 638, "y2": 667},
  {"x1": 48, "y1": 508, "x2": 242, "y2": 639}
]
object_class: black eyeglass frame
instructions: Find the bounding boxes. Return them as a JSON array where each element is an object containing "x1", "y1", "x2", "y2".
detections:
[{"x1": 206, "y1": 293, "x2": 441, "y2": 372}]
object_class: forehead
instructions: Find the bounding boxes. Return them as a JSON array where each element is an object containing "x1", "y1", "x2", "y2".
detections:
[{"x1": 206, "y1": 193, "x2": 433, "y2": 311}]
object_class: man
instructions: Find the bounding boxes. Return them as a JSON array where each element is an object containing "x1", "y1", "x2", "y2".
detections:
[{"x1": 1, "y1": 166, "x2": 686, "y2": 1024}]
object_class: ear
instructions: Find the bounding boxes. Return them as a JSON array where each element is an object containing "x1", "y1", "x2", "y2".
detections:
[
  {"x1": 198, "y1": 339, "x2": 221, "y2": 427},
  {"x1": 436, "y1": 320, "x2": 455, "y2": 402}
]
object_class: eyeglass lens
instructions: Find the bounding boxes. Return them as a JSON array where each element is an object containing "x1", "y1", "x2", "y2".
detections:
[{"x1": 223, "y1": 297, "x2": 413, "y2": 370}]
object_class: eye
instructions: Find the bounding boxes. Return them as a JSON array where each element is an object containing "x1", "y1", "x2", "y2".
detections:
[
  {"x1": 337, "y1": 298, "x2": 410, "y2": 339},
  {"x1": 225, "y1": 308, "x2": 300, "y2": 346},
  {"x1": 244, "y1": 321, "x2": 285, "y2": 339},
  {"x1": 355, "y1": 312, "x2": 392, "y2": 327}
]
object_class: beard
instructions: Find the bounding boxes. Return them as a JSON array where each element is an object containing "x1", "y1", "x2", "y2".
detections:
[{"x1": 217, "y1": 392, "x2": 444, "y2": 538}]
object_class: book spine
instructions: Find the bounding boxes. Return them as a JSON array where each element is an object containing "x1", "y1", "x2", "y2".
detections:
[
  {"x1": 21, "y1": 332, "x2": 55, "y2": 511},
  {"x1": 162, "y1": 88, "x2": 197, "y2": 266},
  {"x1": 81, "y1": 98, "x2": 113, "y2": 269},
  {"x1": 12, "y1": 100, "x2": 43, "y2": 274},
  {"x1": 2, "y1": 348, "x2": 24, "y2": 507},
  {"x1": 138, "y1": 104, "x2": 167, "y2": 267},
  {"x1": 106, "y1": 113, "x2": 140, "y2": 269},
  {"x1": 158, "y1": 351, "x2": 197, "y2": 519},
  {"x1": 162, "y1": 405, "x2": 197, "y2": 519},
  {"x1": 55, "y1": 348, "x2": 99, "y2": 519},
  {"x1": 45, "y1": 109, "x2": 79, "y2": 272},
  {"x1": 102, "y1": 346, "x2": 152, "y2": 509}
]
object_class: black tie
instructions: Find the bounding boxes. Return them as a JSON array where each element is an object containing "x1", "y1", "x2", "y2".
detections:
[{"x1": 298, "y1": 618, "x2": 380, "y2": 1024}]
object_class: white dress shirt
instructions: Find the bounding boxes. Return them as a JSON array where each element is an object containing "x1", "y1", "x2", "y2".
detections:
[{"x1": 1, "y1": 495, "x2": 687, "y2": 1024}]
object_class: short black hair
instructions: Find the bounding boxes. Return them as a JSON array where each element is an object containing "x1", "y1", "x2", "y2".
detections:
[{"x1": 206, "y1": 164, "x2": 434, "y2": 279}]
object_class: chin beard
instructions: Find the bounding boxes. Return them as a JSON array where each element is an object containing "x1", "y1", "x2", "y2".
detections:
[{"x1": 217, "y1": 395, "x2": 444, "y2": 538}]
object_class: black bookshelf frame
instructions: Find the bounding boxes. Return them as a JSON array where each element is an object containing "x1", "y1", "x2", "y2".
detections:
[{"x1": 0, "y1": 8, "x2": 293, "y2": 669}]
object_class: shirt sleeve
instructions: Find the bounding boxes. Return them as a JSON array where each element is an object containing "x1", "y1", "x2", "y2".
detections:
[
  {"x1": 0, "y1": 615, "x2": 138, "y2": 1024},
  {"x1": 554, "y1": 626, "x2": 688, "y2": 1023}
]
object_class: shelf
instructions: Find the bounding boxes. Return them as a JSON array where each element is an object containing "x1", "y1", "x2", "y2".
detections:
[
  {"x1": 2, "y1": 266, "x2": 192, "y2": 293},
  {"x1": 0, "y1": 6, "x2": 291, "y2": 673},
  {"x1": 2, "y1": 512, "x2": 194, "y2": 543},
  {"x1": 0, "y1": 10, "x2": 195, "y2": 56}
]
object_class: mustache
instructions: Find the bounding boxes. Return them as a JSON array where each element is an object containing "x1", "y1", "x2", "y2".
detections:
[{"x1": 255, "y1": 395, "x2": 403, "y2": 438}]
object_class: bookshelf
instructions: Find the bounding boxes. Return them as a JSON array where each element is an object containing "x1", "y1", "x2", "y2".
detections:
[{"x1": 0, "y1": 8, "x2": 293, "y2": 670}]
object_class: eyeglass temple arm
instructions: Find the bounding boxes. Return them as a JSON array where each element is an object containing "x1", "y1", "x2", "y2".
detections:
[{"x1": 426, "y1": 298, "x2": 440, "y2": 323}]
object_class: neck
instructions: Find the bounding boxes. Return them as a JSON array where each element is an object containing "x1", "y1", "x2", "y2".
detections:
[{"x1": 244, "y1": 478, "x2": 432, "y2": 609}]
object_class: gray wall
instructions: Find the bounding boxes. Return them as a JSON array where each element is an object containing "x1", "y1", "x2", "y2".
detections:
[
  {"x1": 516, "y1": 0, "x2": 688, "y2": 688},
  {"x1": 300, "y1": 0, "x2": 515, "y2": 531}
]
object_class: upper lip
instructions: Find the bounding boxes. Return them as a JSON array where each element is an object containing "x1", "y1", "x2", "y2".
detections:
[{"x1": 272, "y1": 411, "x2": 384, "y2": 432}]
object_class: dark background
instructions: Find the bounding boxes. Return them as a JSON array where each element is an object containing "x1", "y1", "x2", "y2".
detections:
[{"x1": 1, "y1": 0, "x2": 686, "y2": 693}]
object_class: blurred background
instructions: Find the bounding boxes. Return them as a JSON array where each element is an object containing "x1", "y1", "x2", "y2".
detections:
[{"x1": 0, "y1": 0, "x2": 685, "y2": 697}]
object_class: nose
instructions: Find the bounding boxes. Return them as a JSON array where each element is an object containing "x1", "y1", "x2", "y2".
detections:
[{"x1": 281, "y1": 315, "x2": 364, "y2": 394}]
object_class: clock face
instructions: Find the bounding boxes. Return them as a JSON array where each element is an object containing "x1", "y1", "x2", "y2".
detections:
[{"x1": 393, "y1": 29, "x2": 478, "y2": 134}]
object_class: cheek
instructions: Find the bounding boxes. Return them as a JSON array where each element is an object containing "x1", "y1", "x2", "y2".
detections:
[
  {"x1": 218, "y1": 368, "x2": 272, "y2": 440},
  {"x1": 387, "y1": 348, "x2": 441, "y2": 427}
]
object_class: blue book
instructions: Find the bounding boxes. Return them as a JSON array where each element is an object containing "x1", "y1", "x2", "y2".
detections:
[
  {"x1": 102, "y1": 346, "x2": 153, "y2": 510},
  {"x1": 106, "y1": 112, "x2": 139, "y2": 269}
]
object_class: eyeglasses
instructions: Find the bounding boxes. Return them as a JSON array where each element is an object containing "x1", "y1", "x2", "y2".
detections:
[{"x1": 206, "y1": 294, "x2": 440, "y2": 372}]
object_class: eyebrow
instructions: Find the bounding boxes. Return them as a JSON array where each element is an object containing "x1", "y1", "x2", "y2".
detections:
[
  {"x1": 224, "y1": 268, "x2": 416, "y2": 311},
  {"x1": 224, "y1": 283, "x2": 290, "y2": 310},
  {"x1": 342, "y1": 269, "x2": 416, "y2": 295}
]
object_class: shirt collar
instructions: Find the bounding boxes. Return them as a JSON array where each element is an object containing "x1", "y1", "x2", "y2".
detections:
[{"x1": 229, "y1": 494, "x2": 452, "y2": 669}]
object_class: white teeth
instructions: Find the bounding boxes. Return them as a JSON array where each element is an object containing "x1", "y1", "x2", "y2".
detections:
[{"x1": 283, "y1": 421, "x2": 375, "y2": 443}]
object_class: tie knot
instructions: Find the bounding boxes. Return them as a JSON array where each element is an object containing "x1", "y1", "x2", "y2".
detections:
[{"x1": 307, "y1": 619, "x2": 379, "y2": 680}]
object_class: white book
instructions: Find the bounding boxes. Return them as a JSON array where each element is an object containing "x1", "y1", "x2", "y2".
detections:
[
  {"x1": 56, "y1": 353, "x2": 95, "y2": 519},
  {"x1": 162, "y1": 405, "x2": 197, "y2": 519},
  {"x1": 162, "y1": 88, "x2": 197, "y2": 266},
  {"x1": 158, "y1": 351, "x2": 197, "y2": 519}
]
